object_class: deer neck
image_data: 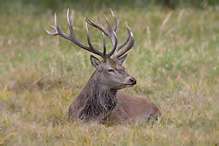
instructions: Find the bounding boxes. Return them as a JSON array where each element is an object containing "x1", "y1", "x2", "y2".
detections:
[{"x1": 77, "y1": 71, "x2": 118, "y2": 121}]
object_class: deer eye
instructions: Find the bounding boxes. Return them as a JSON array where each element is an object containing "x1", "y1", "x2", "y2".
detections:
[{"x1": 107, "y1": 69, "x2": 114, "y2": 73}]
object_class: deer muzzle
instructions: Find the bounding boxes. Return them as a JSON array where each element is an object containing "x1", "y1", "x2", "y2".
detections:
[{"x1": 125, "y1": 77, "x2": 137, "y2": 87}]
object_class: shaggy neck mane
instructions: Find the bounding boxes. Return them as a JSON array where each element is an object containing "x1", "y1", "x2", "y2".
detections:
[{"x1": 77, "y1": 71, "x2": 117, "y2": 121}]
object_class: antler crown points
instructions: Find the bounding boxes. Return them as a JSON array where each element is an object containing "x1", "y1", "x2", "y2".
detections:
[{"x1": 46, "y1": 9, "x2": 134, "y2": 60}]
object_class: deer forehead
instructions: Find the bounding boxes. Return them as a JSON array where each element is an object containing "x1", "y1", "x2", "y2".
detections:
[{"x1": 102, "y1": 58, "x2": 121, "y2": 68}]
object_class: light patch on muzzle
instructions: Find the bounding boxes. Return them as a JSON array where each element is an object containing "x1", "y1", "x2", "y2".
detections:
[{"x1": 125, "y1": 84, "x2": 134, "y2": 88}]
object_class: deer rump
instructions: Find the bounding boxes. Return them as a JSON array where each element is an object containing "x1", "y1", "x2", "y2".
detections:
[{"x1": 46, "y1": 9, "x2": 162, "y2": 124}]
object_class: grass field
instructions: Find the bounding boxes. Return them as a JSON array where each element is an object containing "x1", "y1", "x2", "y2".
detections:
[{"x1": 0, "y1": 3, "x2": 218, "y2": 145}]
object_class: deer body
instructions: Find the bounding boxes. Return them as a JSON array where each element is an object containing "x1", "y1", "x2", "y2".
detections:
[
  {"x1": 109, "y1": 92, "x2": 162, "y2": 123},
  {"x1": 68, "y1": 58, "x2": 161, "y2": 123},
  {"x1": 69, "y1": 91, "x2": 161, "y2": 123},
  {"x1": 47, "y1": 9, "x2": 162, "y2": 124}
]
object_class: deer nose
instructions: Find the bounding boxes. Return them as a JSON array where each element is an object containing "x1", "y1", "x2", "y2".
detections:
[{"x1": 129, "y1": 77, "x2": 137, "y2": 85}]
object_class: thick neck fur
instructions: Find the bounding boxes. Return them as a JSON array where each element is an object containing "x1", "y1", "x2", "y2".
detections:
[{"x1": 76, "y1": 71, "x2": 117, "y2": 122}]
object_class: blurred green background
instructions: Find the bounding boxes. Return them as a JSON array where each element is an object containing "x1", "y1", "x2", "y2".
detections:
[{"x1": 1, "y1": 0, "x2": 218, "y2": 12}]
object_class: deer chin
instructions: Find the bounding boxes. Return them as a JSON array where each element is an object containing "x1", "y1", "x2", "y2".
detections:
[{"x1": 125, "y1": 84, "x2": 134, "y2": 88}]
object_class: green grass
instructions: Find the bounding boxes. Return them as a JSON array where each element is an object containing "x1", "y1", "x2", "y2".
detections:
[{"x1": 0, "y1": 4, "x2": 218, "y2": 145}]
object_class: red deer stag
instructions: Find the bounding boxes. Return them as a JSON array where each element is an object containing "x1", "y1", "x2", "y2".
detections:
[{"x1": 46, "y1": 9, "x2": 162, "y2": 124}]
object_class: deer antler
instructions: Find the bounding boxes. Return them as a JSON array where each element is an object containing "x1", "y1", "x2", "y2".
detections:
[
  {"x1": 84, "y1": 9, "x2": 134, "y2": 59},
  {"x1": 113, "y1": 22, "x2": 135, "y2": 58},
  {"x1": 46, "y1": 9, "x2": 134, "y2": 60},
  {"x1": 46, "y1": 9, "x2": 108, "y2": 58},
  {"x1": 85, "y1": 11, "x2": 118, "y2": 58}
]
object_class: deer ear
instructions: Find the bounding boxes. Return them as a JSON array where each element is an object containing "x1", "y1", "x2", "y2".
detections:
[
  {"x1": 117, "y1": 54, "x2": 128, "y2": 65},
  {"x1": 90, "y1": 55, "x2": 101, "y2": 69}
]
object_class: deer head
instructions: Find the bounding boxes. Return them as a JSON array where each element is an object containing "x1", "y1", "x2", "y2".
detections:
[{"x1": 46, "y1": 9, "x2": 136, "y2": 91}]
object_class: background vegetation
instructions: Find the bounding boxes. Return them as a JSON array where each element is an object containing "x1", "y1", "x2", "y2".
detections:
[{"x1": 0, "y1": 0, "x2": 218, "y2": 145}]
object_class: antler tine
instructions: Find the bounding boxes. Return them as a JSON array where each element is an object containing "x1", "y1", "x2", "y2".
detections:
[
  {"x1": 54, "y1": 13, "x2": 69, "y2": 39},
  {"x1": 110, "y1": 8, "x2": 117, "y2": 32},
  {"x1": 102, "y1": 32, "x2": 106, "y2": 56},
  {"x1": 65, "y1": 9, "x2": 92, "y2": 51},
  {"x1": 103, "y1": 15, "x2": 118, "y2": 57},
  {"x1": 107, "y1": 31, "x2": 118, "y2": 57},
  {"x1": 67, "y1": 9, "x2": 74, "y2": 37},
  {"x1": 113, "y1": 22, "x2": 134, "y2": 58},
  {"x1": 45, "y1": 28, "x2": 57, "y2": 36},
  {"x1": 114, "y1": 22, "x2": 131, "y2": 57},
  {"x1": 85, "y1": 17, "x2": 108, "y2": 36},
  {"x1": 103, "y1": 15, "x2": 116, "y2": 45},
  {"x1": 97, "y1": 14, "x2": 102, "y2": 26},
  {"x1": 85, "y1": 23, "x2": 104, "y2": 57},
  {"x1": 104, "y1": 15, "x2": 113, "y2": 34},
  {"x1": 115, "y1": 32, "x2": 134, "y2": 58},
  {"x1": 45, "y1": 13, "x2": 60, "y2": 36}
]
